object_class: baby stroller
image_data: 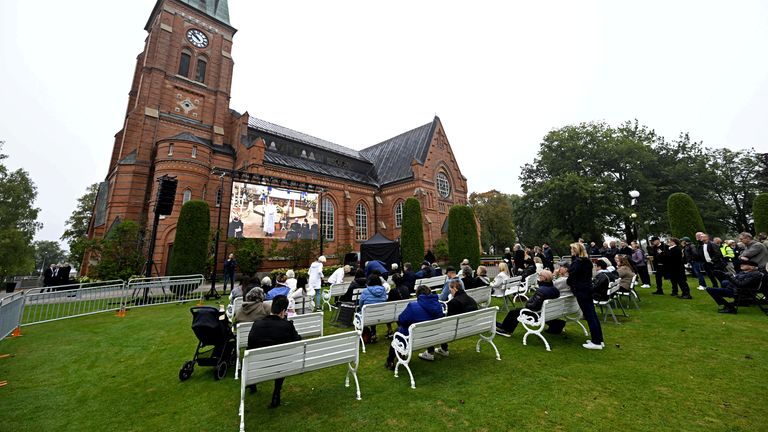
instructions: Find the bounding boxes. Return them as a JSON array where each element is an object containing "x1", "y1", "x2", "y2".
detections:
[{"x1": 179, "y1": 306, "x2": 236, "y2": 381}]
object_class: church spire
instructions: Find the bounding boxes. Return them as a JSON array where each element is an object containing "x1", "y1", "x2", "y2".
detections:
[{"x1": 177, "y1": 0, "x2": 230, "y2": 25}]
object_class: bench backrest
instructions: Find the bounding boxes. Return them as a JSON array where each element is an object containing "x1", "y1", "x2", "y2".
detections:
[
  {"x1": 358, "y1": 298, "x2": 414, "y2": 327},
  {"x1": 328, "y1": 283, "x2": 348, "y2": 297},
  {"x1": 464, "y1": 286, "x2": 492, "y2": 307},
  {"x1": 417, "y1": 275, "x2": 447, "y2": 289},
  {"x1": 540, "y1": 295, "x2": 581, "y2": 321},
  {"x1": 408, "y1": 307, "x2": 498, "y2": 351},
  {"x1": 232, "y1": 297, "x2": 243, "y2": 317},
  {"x1": 241, "y1": 330, "x2": 359, "y2": 386},
  {"x1": 236, "y1": 312, "x2": 324, "y2": 351}
]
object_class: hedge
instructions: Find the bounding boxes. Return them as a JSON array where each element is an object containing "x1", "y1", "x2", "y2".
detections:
[
  {"x1": 754, "y1": 193, "x2": 768, "y2": 235},
  {"x1": 667, "y1": 192, "x2": 705, "y2": 240},
  {"x1": 401, "y1": 198, "x2": 424, "y2": 266},
  {"x1": 447, "y1": 205, "x2": 480, "y2": 268},
  {"x1": 169, "y1": 200, "x2": 210, "y2": 276}
]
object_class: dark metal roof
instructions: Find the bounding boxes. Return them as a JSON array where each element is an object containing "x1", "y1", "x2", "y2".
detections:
[
  {"x1": 263, "y1": 152, "x2": 378, "y2": 186},
  {"x1": 359, "y1": 118, "x2": 437, "y2": 186},
  {"x1": 248, "y1": 116, "x2": 367, "y2": 161},
  {"x1": 177, "y1": 0, "x2": 230, "y2": 25}
]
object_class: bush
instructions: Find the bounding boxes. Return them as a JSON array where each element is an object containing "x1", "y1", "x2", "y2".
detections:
[
  {"x1": 447, "y1": 205, "x2": 480, "y2": 268},
  {"x1": 667, "y1": 192, "x2": 705, "y2": 240},
  {"x1": 88, "y1": 219, "x2": 144, "y2": 281},
  {"x1": 168, "y1": 200, "x2": 210, "y2": 276},
  {"x1": 401, "y1": 198, "x2": 424, "y2": 266},
  {"x1": 433, "y1": 237, "x2": 450, "y2": 262},
  {"x1": 227, "y1": 238, "x2": 264, "y2": 276},
  {"x1": 754, "y1": 193, "x2": 768, "y2": 235}
]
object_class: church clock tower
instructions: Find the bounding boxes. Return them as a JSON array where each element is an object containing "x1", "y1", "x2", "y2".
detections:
[{"x1": 86, "y1": 0, "x2": 237, "y2": 275}]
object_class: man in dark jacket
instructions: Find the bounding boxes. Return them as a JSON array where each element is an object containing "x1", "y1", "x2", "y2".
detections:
[
  {"x1": 43, "y1": 264, "x2": 55, "y2": 288},
  {"x1": 648, "y1": 237, "x2": 668, "y2": 294},
  {"x1": 496, "y1": 270, "x2": 564, "y2": 336},
  {"x1": 402, "y1": 262, "x2": 417, "y2": 293},
  {"x1": 604, "y1": 241, "x2": 619, "y2": 267},
  {"x1": 385, "y1": 285, "x2": 444, "y2": 370},
  {"x1": 247, "y1": 296, "x2": 301, "y2": 408},
  {"x1": 222, "y1": 253, "x2": 237, "y2": 294},
  {"x1": 698, "y1": 233, "x2": 723, "y2": 289},
  {"x1": 707, "y1": 260, "x2": 764, "y2": 314},
  {"x1": 542, "y1": 243, "x2": 555, "y2": 271},
  {"x1": 421, "y1": 280, "x2": 478, "y2": 361}
]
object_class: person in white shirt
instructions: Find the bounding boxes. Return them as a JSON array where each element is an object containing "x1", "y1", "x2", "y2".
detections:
[
  {"x1": 327, "y1": 265, "x2": 350, "y2": 285},
  {"x1": 308, "y1": 256, "x2": 326, "y2": 311}
]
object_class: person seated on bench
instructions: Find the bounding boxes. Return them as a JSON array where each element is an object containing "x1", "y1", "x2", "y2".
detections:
[
  {"x1": 616, "y1": 255, "x2": 636, "y2": 293},
  {"x1": 229, "y1": 276, "x2": 253, "y2": 305},
  {"x1": 247, "y1": 296, "x2": 301, "y2": 408},
  {"x1": 707, "y1": 260, "x2": 763, "y2": 314},
  {"x1": 340, "y1": 269, "x2": 367, "y2": 303},
  {"x1": 414, "y1": 261, "x2": 433, "y2": 279},
  {"x1": 473, "y1": 266, "x2": 490, "y2": 287},
  {"x1": 495, "y1": 270, "x2": 564, "y2": 337},
  {"x1": 592, "y1": 259, "x2": 615, "y2": 302},
  {"x1": 489, "y1": 262, "x2": 511, "y2": 297},
  {"x1": 359, "y1": 274, "x2": 388, "y2": 342},
  {"x1": 235, "y1": 287, "x2": 271, "y2": 323},
  {"x1": 439, "y1": 267, "x2": 465, "y2": 301},
  {"x1": 384, "y1": 273, "x2": 411, "y2": 339},
  {"x1": 402, "y1": 263, "x2": 417, "y2": 293},
  {"x1": 265, "y1": 276, "x2": 289, "y2": 300},
  {"x1": 553, "y1": 266, "x2": 571, "y2": 295},
  {"x1": 385, "y1": 285, "x2": 444, "y2": 370},
  {"x1": 460, "y1": 265, "x2": 475, "y2": 289},
  {"x1": 420, "y1": 280, "x2": 478, "y2": 361}
]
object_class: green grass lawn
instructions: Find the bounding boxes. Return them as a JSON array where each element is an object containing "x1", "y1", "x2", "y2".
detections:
[{"x1": 1, "y1": 278, "x2": 767, "y2": 432}]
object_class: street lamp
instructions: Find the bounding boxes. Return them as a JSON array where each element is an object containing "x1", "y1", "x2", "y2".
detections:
[
  {"x1": 628, "y1": 190, "x2": 640, "y2": 243},
  {"x1": 206, "y1": 169, "x2": 228, "y2": 300}
]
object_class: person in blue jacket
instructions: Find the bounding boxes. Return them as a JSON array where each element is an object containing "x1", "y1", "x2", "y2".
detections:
[
  {"x1": 365, "y1": 260, "x2": 389, "y2": 280},
  {"x1": 264, "y1": 275, "x2": 290, "y2": 300},
  {"x1": 359, "y1": 274, "x2": 388, "y2": 341},
  {"x1": 438, "y1": 266, "x2": 465, "y2": 301},
  {"x1": 385, "y1": 285, "x2": 444, "y2": 370}
]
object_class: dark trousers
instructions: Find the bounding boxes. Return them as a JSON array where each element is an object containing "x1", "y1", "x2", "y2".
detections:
[
  {"x1": 574, "y1": 290, "x2": 604, "y2": 344},
  {"x1": 654, "y1": 265, "x2": 665, "y2": 292},
  {"x1": 637, "y1": 265, "x2": 651, "y2": 285},
  {"x1": 223, "y1": 272, "x2": 235, "y2": 293},
  {"x1": 692, "y1": 261, "x2": 707, "y2": 287},
  {"x1": 499, "y1": 308, "x2": 565, "y2": 335},
  {"x1": 669, "y1": 271, "x2": 690, "y2": 296},
  {"x1": 702, "y1": 262, "x2": 720, "y2": 288},
  {"x1": 706, "y1": 284, "x2": 735, "y2": 307}
]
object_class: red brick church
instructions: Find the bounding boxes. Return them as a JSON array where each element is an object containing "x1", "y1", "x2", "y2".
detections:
[{"x1": 86, "y1": 0, "x2": 468, "y2": 275}]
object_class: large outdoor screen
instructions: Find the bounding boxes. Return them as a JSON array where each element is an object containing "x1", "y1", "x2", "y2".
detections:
[{"x1": 227, "y1": 181, "x2": 319, "y2": 240}]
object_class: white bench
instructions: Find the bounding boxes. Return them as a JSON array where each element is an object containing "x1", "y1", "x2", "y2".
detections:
[
  {"x1": 594, "y1": 280, "x2": 627, "y2": 323},
  {"x1": 234, "y1": 312, "x2": 324, "y2": 379},
  {"x1": 238, "y1": 330, "x2": 361, "y2": 432},
  {"x1": 415, "y1": 275, "x2": 447, "y2": 291},
  {"x1": 390, "y1": 307, "x2": 501, "y2": 389},
  {"x1": 464, "y1": 286, "x2": 492, "y2": 308},
  {"x1": 517, "y1": 295, "x2": 588, "y2": 351},
  {"x1": 321, "y1": 282, "x2": 349, "y2": 311},
  {"x1": 491, "y1": 276, "x2": 524, "y2": 310},
  {"x1": 354, "y1": 299, "x2": 420, "y2": 353}
]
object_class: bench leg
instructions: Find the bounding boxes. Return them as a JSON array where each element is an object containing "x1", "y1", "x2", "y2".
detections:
[
  {"x1": 477, "y1": 334, "x2": 502, "y2": 360},
  {"x1": 234, "y1": 352, "x2": 241, "y2": 380},
  {"x1": 346, "y1": 362, "x2": 362, "y2": 400},
  {"x1": 239, "y1": 398, "x2": 245, "y2": 432}
]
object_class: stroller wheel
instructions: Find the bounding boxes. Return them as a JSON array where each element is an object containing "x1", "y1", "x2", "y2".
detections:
[
  {"x1": 214, "y1": 361, "x2": 228, "y2": 380},
  {"x1": 179, "y1": 361, "x2": 194, "y2": 381}
]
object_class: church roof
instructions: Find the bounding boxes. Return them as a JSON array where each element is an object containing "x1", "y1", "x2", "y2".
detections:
[
  {"x1": 359, "y1": 119, "x2": 437, "y2": 186},
  {"x1": 177, "y1": 0, "x2": 230, "y2": 26},
  {"x1": 262, "y1": 152, "x2": 378, "y2": 185},
  {"x1": 248, "y1": 116, "x2": 367, "y2": 161}
]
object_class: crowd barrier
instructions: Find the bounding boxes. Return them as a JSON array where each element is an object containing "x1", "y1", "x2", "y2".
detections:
[
  {"x1": 0, "y1": 292, "x2": 25, "y2": 341},
  {"x1": 0, "y1": 275, "x2": 206, "y2": 329}
]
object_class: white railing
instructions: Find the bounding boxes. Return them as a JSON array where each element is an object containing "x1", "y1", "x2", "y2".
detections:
[
  {"x1": 125, "y1": 275, "x2": 204, "y2": 308},
  {"x1": 21, "y1": 281, "x2": 128, "y2": 326},
  {"x1": 0, "y1": 292, "x2": 25, "y2": 340}
]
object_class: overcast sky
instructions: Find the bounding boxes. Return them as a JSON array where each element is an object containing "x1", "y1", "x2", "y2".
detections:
[{"x1": 1, "y1": 0, "x2": 767, "y2": 245}]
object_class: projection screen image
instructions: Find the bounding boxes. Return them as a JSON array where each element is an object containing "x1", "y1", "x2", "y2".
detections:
[{"x1": 227, "y1": 181, "x2": 319, "y2": 240}]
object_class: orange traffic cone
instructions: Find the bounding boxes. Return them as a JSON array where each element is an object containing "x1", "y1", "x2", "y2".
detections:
[
  {"x1": 115, "y1": 307, "x2": 126, "y2": 318},
  {"x1": 11, "y1": 327, "x2": 21, "y2": 338}
]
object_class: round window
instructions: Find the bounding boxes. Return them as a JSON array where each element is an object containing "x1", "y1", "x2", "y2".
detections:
[{"x1": 436, "y1": 173, "x2": 451, "y2": 198}]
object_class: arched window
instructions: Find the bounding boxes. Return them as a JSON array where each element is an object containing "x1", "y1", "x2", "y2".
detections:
[
  {"x1": 321, "y1": 197, "x2": 335, "y2": 241},
  {"x1": 191, "y1": 145, "x2": 198, "y2": 158},
  {"x1": 436, "y1": 172, "x2": 451, "y2": 198},
  {"x1": 394, "y1": 201, "x2": 404, "y2": 228},
  {"x1": 202, "y1": 185, "x2": 207, "y2": 200},
  {"x1": 355, "y1": 203, "x2": 368, "y2": 241},
  {"x1": 182, "y1": 188, "x2": 192, "y2": 204},
  {"x1": 178, "y1": 50, "x2": 192, "y2": 77},
  {"x1": 195, "y1": 57, "x2": 207, "y2": 83}
]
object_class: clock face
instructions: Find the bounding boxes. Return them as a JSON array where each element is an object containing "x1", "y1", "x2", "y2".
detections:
[{"x1": 186, "y1": 28, "x2": 209, "y2": 48}]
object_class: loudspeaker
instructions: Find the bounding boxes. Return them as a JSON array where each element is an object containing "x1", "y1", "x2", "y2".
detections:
[{"x1": 156, "y1": 177, "x2": 178, "y2": 216}]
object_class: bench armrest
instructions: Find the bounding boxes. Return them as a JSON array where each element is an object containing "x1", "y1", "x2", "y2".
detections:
[
  {"x1": 391, "y1": 331, "x2": 411, "y2": 356},
  {"x1": 353, "y1": 312, "x2": 363, "y2": 331},
  {"x1": 517, "y1": 308, "x2": 541, "y2": 326}
]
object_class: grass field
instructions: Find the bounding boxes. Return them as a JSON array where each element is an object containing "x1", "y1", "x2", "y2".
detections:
[{"x1": 1, "y1": 278, "x2": 767, "y2": 432}]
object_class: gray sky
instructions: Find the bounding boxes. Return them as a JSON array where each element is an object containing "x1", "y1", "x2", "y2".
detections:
[{"x1": 1, "y1": 0, "x2": 766, "y2": 245}]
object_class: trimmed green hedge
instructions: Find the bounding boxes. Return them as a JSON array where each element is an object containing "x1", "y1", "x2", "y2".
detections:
[
  {"x1": 448, "y1": 205, "x2": 480, "y2": 268},
  {"x1": 401, "y1": 198, "x2": 424, "y2": 266},
  {"x1": 667, "y1": 192, "x2": 705, "y2": 240},
  {"x1": 169, "y1": 200, "x2": 210, "y2": 276},
  {"x1": 754, "y1": 193, "x2": 768, "y2": 235}
]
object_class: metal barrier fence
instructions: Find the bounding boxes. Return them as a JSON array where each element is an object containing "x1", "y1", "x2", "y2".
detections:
[
  {"x1": 125, "y1": 275, "x2": 204, "y2": 309},
  {"x1": 22, "y1": 281, "x2": 129, "y2": 326},
  {"x1": 0, "y1": 292, "x2": 25, "y2": 340}
]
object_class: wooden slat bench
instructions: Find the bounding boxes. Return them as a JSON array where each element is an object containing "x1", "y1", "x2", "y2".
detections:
[
  {"x1": 464, "y1": 286, "x2": 492, "y2": 308},
  {"x1": 390, "y1": 307, "x2": 501, "y2": 389},
  {"x1": 517, "y1": 295, "x2": 588, "y2": 351},
  {"x1": 238, "y1": 330, "x2": 361, "y2": 432},
  {"x1": 353, "y1": 298, "x2": 432, "y2": 353},
  {"x1": 321, "y1": 282, "x2": 349, "y2": 311}
]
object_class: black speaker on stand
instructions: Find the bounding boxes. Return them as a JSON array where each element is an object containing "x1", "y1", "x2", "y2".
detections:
[{"x1": 143, "y1": 175, "x2": 177, "y2": 290}]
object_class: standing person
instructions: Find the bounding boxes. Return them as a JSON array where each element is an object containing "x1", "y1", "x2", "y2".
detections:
[
  {"x1": 604, "y1": 241, "x2": 619, "y2": 267},
  {"x1": 698, "y1": 233, "x2": 723, "y2": 289},
  {"x1": 689, "y1": 232, "x2": 708, "y2": 290},
  {"x1": 58, "y1": 263, "x2": 72, "y2": 286},
  {"x1": 618, "y1": 241, "x2": 633, "y2": 257},
  {"x1": 420, "y1": 280, "x2": 477, "y2": 361},
  {"x1": 512, "y1": 244, "x2": 525, "y2": 275},
  {"x1": 222, "y1": 253, "x2": 237, "y2": 294},
  {"x1": 502, "y1": 247, "x2": 513, "y2": 271},
  {"x1": 43, "y1": 263, "x2": 55, "y2": 288},
  {"x1": 263, "y1": 198, "x2": 277, "y2": 237},
  {"x1": 308, "y1": 255, "x2": 325, "y2": 311},
  {"x1": 424, "y1": 250, "x2": 436, "y2": 264},
  {"x1": 666, "y1": 238, "x2": 692, "y2": 299},
  {"x1": 542, "y1": 243, "x2": 555, "y2": 271},
  {"x1": 647, "y1": 237, "x2": 668, "y2": 295},
  {"x1": 384, "y1": 285, "x2": 444, "y2": 370},
  {"x1": 247, "y1": 296, "x2": 301, "y2": 408},
  {"x1": 630, "y1": 241, "x2": 651, "y2": 288},
  {"x1": 567, "y1": 242, "x2": 604, "y2": 350},
  {"x1": 327, "y1": 265, "x2": 349, "y2": 286}
]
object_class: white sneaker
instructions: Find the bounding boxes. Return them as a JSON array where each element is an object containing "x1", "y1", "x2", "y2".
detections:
[
  {"x1": 697, "y1": 286, "x2": 707, "y2": 291},
  {"x1": 435, "y1": 347, "x2": 449, "y2": 357},
  {"x1": 418, "y1": 351, "x2": 435, "y2": 361},
  {"x1": 583, "y1": 340, "x2": 604, "y2": 350},
  {"x1": 641, "y1": 284, "x2": 650, "y2": 289}
]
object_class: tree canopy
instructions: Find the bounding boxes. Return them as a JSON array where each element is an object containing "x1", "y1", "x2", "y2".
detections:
[
  {"x1": 447, "y1": 205, "x2": 480, "y2": 268},
  {"x1": 61, "y1": 183, "x2": 98, "y2": 268},
  {"x1": 168, "y1": 200, "x2": 210, "y2": 276},
  {"x1": 468, "y1": 190, "x2": 515, "y2": 254},
  {"x1": 400, "y1": 198, "x2": 424, "y2": 266}
]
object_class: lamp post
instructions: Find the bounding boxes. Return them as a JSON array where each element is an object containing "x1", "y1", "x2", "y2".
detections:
[
  {"x1": 206, "y1": 169, "x2": 227, "y2": 300},
  {"x1": 628, "y1": 190, "x2": 640, "y2": 242}
]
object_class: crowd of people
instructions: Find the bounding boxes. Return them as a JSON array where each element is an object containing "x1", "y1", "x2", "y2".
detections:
[{"x1": 42, "y1": 262, "x2": 72, "y2": 288}]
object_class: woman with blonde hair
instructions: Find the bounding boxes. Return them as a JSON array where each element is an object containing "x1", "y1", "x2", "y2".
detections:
[
  {"x1": 490, "y1": 262, "x2": 511, "y2": 297},
  {"x1": 566, "y1": 242, "x2": 604, "y2": 350}
]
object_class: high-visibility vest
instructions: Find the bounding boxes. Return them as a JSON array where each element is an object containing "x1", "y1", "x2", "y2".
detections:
[{"x1": 720, "y1": 245, "x2": 734, "y2": 260}]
